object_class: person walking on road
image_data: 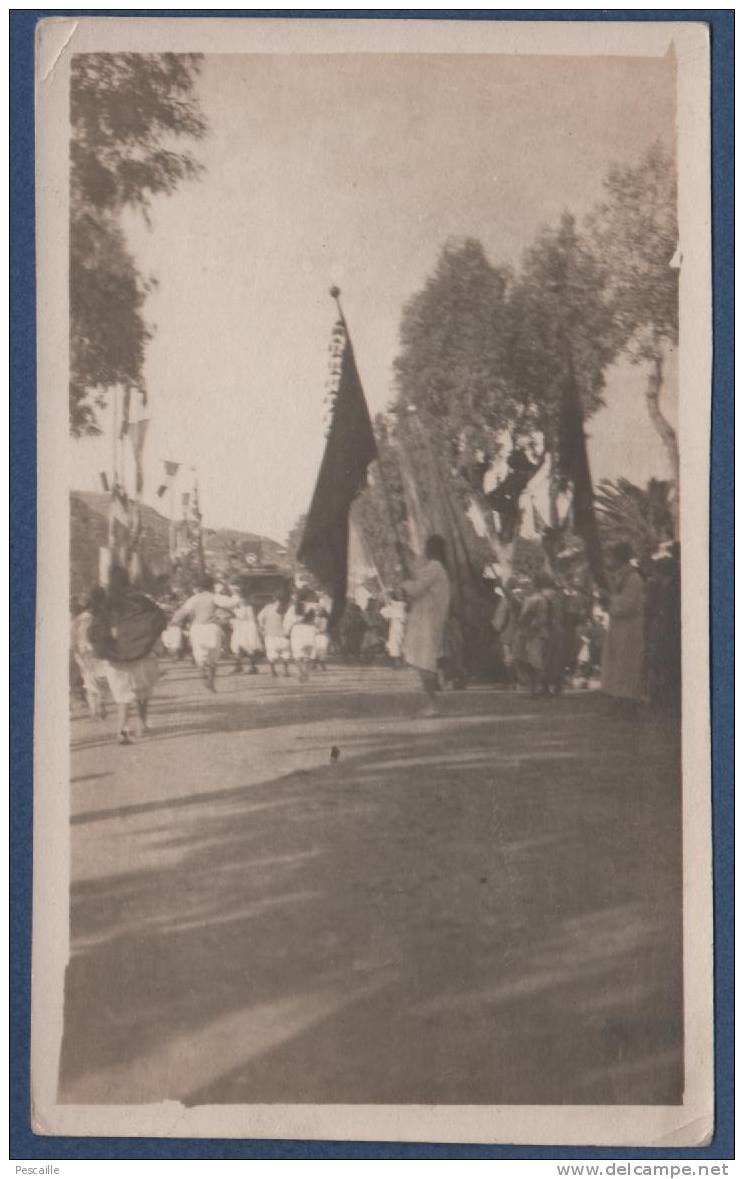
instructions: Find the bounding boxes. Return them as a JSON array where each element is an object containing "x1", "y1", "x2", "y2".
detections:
[
  {"x1": 491, "y1": 578, "x2": 522, "y2": 688},
  {"x1": 288, "y1": 606, "x2": 317, "y2": 683},
  {"x1": 258, "y1": 587, "x2": 292, "y2": 677},
  {"x1": 360, "y1": 596, "x2": 387, "y2": 663},
  {"x1": 229, "y1": 585, "x2": 261, "y2": 675},
  {"x1": 514, "y1": 575, "x2": 551, "y2": 695},
  {"x1": 400, "y1": 534, "x2": 451, "y2": 717},
  {"x1": 171, "y1": 575, "x2": 238, "y2": 692},
  {"x1": 542, "y1": 577, "x2": 568, "y2": 695},
  {"x1": 92, "y1": 565, "x2": 167, "y2": 744},
  {"x1": 601, "y1": 542, "x2": 646, "y2": 717},
  {"x1": 70, "y1": 589, "x2": 109, "y2": 719},
  {"x1": 313, "y1": 606, "x2": 331, "y2": 671}
]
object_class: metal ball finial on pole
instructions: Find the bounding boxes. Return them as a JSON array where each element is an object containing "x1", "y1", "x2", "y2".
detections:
[{"x1": 329, "y1": 284, "x2": 346, "y2": 326}]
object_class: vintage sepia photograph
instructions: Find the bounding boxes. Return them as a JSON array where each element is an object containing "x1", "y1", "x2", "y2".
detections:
[{"x1": 32, "y1": 18, "x2": 713, "y2": 1145}]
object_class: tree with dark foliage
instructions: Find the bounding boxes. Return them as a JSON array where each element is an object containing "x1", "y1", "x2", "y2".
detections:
[
  {"x1": 393, "y1": 238, "x2": 514, "y2": 463},
  {"x1": 393, "y1": 224, "x2": 618, "y2": 562},
  {"x1": 70, "y1": 53, "x2": 207, "y2": 436}
]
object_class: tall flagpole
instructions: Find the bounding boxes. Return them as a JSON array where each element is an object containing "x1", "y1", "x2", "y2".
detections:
[
  {"x1": 168, "y1": 471, "x2": 176, "y2": 563},
  {"x1": 102, "y1": 385, "x2": 119, "y2": 583},
  {"x1": 111, "y1": 385, "x2": 118, "y2": 488},
  {"x1": 329, "y1": 286, "x2": 410, "y2": 579}
]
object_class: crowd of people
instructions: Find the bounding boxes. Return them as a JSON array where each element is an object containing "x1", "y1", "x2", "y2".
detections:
[
  {"x1": 159, "y1": 577, "x2": 336, "y2": 684},
  {"x1": 491, "y1": 572, "x2": 605, "y2": 697},
  {"x1": 69, "y1": 570, "x2": 339, "y2": 743},
  {"x1": 70, "y1": 535, "x2": 680, "y2": 742},
  {"x1": 490, "y1": 540, "x2": 680, "y2": 716}
]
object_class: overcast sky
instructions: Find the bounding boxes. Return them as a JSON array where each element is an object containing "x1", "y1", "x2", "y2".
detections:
[{"x1": 72, "y1": 51, "x2": 677, "y2": 543}]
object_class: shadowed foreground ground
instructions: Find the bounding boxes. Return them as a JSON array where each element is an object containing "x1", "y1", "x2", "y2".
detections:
[{"x1": 60, "y1": 663, "x2": 682, "y2": 1106}]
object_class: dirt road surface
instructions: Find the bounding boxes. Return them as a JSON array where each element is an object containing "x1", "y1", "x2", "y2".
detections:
[{"x1": 60, "y1": 662, "x2": 682, "y2": 1106}]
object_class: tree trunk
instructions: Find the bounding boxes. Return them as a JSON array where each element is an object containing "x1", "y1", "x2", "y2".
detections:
[{"x1": 645, "y1": 350, "x2": 679, "y2": 537}]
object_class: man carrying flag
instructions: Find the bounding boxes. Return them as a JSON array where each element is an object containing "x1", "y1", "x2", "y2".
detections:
[{"x1": 298, "y1": 290, "x2": 378, "y2": 625}]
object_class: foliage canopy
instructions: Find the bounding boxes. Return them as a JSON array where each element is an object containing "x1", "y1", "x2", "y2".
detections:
[{"x1": 70, "y1": 53, "x2": 207, "y2": 436}]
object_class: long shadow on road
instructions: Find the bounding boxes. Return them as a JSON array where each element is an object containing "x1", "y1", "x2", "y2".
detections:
[
  {"x1": 70, "y1": 666, "x2": 546, "y2": 753},
  {"x1": 60, "y1": 690, "x2": 682, "y2": 1107}
]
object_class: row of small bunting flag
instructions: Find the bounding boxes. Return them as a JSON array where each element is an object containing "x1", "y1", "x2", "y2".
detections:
[{"x1": 156, "y1": 460, "x2": 181, "y2": 499}]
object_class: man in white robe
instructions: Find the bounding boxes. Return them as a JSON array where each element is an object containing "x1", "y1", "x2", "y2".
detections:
[
  {"x1": 401, "y1": 535, "x2": 451, "y2": 716},
  {"x1": 601, "y1": 542, "x2": 646, "y2": 714}
]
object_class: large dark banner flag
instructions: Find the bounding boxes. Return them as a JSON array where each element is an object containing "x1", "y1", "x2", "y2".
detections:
[
  {"x1": 298, "y1": 318, "x2": 378, "y2": 622},
  {"x1": 558, "y1": 352, "x2": 607, "y2": 590}
]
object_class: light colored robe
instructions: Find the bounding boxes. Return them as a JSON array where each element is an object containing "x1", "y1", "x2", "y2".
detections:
[
  {"x1": 381, "y1": 600, "x2": 406, "y2": 658},
  {"x1": 231, "y1": 603, "x2": 261, "y2": 655},
  {"x1": 402, "y1": 559, "x2": 451, "y2": 674},
  {"x1": 601, "y1": 566, "x2": 645, "y2": 700}
]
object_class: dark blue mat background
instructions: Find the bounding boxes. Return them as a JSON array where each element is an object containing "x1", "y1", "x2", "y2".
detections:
[{"x1": 10, "y1": 8, "x2": 734, "y2": 1161}]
